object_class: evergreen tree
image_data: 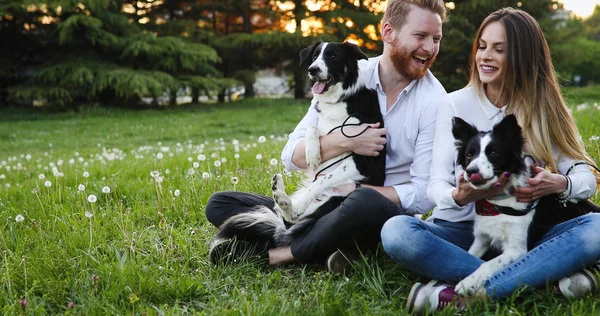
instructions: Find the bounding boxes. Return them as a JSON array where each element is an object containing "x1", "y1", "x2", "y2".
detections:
[{"x1": 1, "y1": 0, "x2": 226, "y2": 107}]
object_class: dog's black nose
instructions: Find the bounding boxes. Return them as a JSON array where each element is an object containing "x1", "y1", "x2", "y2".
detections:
[
  {"x1": 308, "y1": 66, "x2": 320, "y2": 76},
  {"x1": 465, "y1": 167, "x2": 479, "y2": 177}
]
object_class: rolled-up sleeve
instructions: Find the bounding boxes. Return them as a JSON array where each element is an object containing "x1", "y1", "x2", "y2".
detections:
[
  {"x1": 281, "y1": 100, "x2": 319, "y2": 172},
  {"x1": 393, "y1": 95, "x2": 444, "y2": 214},
  {"x1": 427, "y1": 98, "x2": 465, "y2": 212}
]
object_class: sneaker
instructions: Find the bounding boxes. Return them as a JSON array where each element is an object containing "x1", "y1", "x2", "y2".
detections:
[
  {"x1": 208, "y1": 238, "x2": 268, "y2": 265},
  {"x1": 557, "y1": 267, "x2": 599, "y2": 299},
  {"x1": 326, "y1": 249, "x2": 358, "y2": 275},
  {"x1": 406, "y1": 280, "x2": 458, "y2": 315}
]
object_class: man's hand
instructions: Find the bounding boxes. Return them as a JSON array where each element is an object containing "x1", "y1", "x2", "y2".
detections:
[
  {"x1": 452, "y1": 172, "x2": 510, "y2": 206},
  {"x1": 341, "y1": 122, "x2": 387, "y2": 157}
]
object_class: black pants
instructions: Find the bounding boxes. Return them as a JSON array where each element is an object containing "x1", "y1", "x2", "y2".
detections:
[{"x1": 205, "y1": 187, "x2": 405, "y2": 263}]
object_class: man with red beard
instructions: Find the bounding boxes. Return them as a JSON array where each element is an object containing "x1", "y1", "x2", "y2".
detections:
[{"x1": 206, "y1": 0, "x2": 448, "y2": 273}]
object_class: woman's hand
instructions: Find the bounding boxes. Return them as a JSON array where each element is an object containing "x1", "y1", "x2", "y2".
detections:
[
  {"x1": 513, "y1": 165, "x2": 567, "y2": 203},
  {"x1": 452, "y1": 172, "x2": 511, "y2": 206}
]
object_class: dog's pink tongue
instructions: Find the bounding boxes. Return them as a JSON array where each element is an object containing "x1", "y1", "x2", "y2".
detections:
[
  {"x1": 469, "y1": 173, "x2": 483, "y2": 183},
  {"x1": 312, "y1": 81, "x2": 326, "y2": 94}
]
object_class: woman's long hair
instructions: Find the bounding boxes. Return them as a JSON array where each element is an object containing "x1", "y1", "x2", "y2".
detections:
[{"x1": 468, "y1": 7, "x2": 599, "y2": 183}]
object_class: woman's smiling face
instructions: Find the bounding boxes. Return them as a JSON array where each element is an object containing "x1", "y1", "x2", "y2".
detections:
[{"x1": 476, "y1": 21, "x2": 507, "y2": 96}]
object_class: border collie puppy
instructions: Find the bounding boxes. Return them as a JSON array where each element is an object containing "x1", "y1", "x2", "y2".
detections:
[
  {"x1": 214, "y1": 42, "x2": 385, "y2": 248},
  {"x1": 451, "y1": 114, "x2": 536, "y2": 296}
]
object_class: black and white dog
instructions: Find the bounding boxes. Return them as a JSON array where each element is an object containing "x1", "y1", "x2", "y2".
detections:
[
  {"x1": 451, "y1": 114, "x2": 536, "y2": 296},
  {"x1": 213, "y1": 42, "x2": 386, "y2": 248}
]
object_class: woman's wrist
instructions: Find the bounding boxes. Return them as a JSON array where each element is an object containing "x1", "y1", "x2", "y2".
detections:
[{"x1": 452, "y1": 188, "x2": 466, "y2": 207}]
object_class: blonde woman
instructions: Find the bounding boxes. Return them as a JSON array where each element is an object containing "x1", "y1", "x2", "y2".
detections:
[{"x1": 380, "y1": 7, "x2": 600, "y2": 313}]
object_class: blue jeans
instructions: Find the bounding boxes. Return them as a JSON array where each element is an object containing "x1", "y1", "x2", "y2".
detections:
[{"x1": 380, "y1": 213, "x2": 600, "y2": 300}]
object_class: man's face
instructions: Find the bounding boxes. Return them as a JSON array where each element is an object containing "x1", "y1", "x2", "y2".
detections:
[{"x1": 384, "y1": 5, "x2": 442, "y2": 80}]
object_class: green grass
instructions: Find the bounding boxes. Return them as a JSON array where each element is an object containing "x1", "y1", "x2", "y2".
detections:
[{"x1": 1, "y1": 90, "x2": 600, "y2": 315}]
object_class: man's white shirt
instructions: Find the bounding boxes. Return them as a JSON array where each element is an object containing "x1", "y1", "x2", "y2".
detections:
[{"x1": 281, "y1": 56, "x2": 447, "y2": 214}]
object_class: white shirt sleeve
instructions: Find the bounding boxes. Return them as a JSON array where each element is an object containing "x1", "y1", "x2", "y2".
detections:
[
  {"x1": 393, "y1": 94, "x2": 444, "y2": 214},
  {"x1": 427, "y1": 97, "x2": 465, "y2": 211},
  {"x1": 281, "y1": 99, "x2": 319, "y2": 172},
  {"x1": 555, "y1": 153, "x2": 597, "y2": 202}
]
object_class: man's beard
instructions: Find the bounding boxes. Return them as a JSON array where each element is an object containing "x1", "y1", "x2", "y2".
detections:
[{"x1": 389, "y1": 38, "x2": 436, "y2": 80}]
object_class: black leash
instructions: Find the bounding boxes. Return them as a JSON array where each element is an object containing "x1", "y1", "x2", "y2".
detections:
[{"x1": 313, "y1": 115, "x2": 376, "y2": 182}]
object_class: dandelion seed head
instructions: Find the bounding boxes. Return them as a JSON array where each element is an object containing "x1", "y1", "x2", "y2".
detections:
[
  {"x1": 221, "y1": 157, "x2": 227, "y2": 163},
  {"x1": 85, "y1": 211, "x2": 93, "y2": 218},
  {"x1": 39, "y1": 174, "x2": 45, "y2": 180},
  {"x1": 187, "y1": 168, "x2": 195, "y2": 175},
  {"x1": 150, "y1": 170, "x2": 160, "y2": 178},
  {"x1": 87, "y1": 194, "x2": 97, "y2": 203},
  {"x1": 198, "y1": 154, "x2": 206, "y2": 161},
  {"x1": 155, "y1": 176, "x2": 163, "y2": 183},
  {"x1": 78, "y1": 184, "x2": 85, "y2": 191},
  {"x1": 214, "y1": 160, "x2": 221, "y2": 167},
  {"x1": 193, "y1": 162, "x2": 200, "y2": 169},
  {"x1": 15, "y1": 214, "x2": 25, "y2": 222},
  {"x1": 211, "y1": 152, "x2": 218, "y2": 158},
  {"x1": 0, "y1": 174, "x2": 5, "y2": 179},
  {"x1": 174, "y1": 189, "x2": 180, "y2": 197},
  {"x1": 44, "y1": 180, "x2": 52, "y2": 188},
  {"x1": 256, "y1": 154, "x2": 263, "y2": 160},
  {"x1": 231, "y1": 176, "x2": 239, "y2": 185},
  {"x1": 234, "y1": 153, "x2": 240, "y2": 159},
  {"x1": 187, "y1": 157, "x2": 193, "y2": 162},
  {"x1": 156, "y1": 153, "x2": 164, "y2": 159},
  {"x1": 102, "y1": 186, "x2": 111, "y2": 194},
  {"x1": 258, "y1": 136, "x2": 266, "y2": 143},
  {"x1": 270, "y1": 158, "x2": 279, "y2": 166},
  {"x1": 202, "y1": 172, "x2": 210, "y2": 179},
  {"x1": 83, "y1": 171, "x2": 89, "y2": 178}
]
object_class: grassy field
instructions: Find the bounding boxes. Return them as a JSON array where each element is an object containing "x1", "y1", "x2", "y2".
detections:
[{"x1": 1, "y1": 89, "x2": 600, "y2": 315}]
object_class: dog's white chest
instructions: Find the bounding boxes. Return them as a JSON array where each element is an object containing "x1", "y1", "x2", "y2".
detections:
[{"x1": 317, "y1": 102, "x2": 359, "y2": 136}]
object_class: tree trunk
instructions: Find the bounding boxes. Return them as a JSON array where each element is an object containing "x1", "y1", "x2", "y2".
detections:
[
  {"x1": 244, "y1": 81, "x2": 255, "y2": 98},
  {"x1": 192, "y1": 87, "x2": 200, "y2": 103},
  {"x1": 170, "y1": 89, "x2": 177, "y2": 106},
  {"x1": 294, "y1": 66, "x2": 306, "y2": 99},
  {"x1": 218, "y1": 88, "x2": 226, "y2": 103}
]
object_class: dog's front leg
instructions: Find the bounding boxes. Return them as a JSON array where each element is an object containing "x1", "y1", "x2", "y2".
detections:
[
  {"x1": 456, "y1": 247, "x2": 526, "y2": 297},
  {"x1": 468, "y1": 234, "x2": 491, "y2": 259},
  {"x1": 305, "y1": 125, "x2": 321, "y2": 173}
]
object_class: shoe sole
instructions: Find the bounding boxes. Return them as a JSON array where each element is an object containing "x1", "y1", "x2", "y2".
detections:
[
  {"x1": 406, "y1": 282, "x2": 424, "y2": 313},
  {"x1": 327, "y1": 251, "x2": 350, "y2": 275}
]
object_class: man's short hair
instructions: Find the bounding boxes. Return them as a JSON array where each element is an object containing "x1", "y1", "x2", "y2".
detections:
[{"x1": 382, "y1": 0, "x2": 447, "y2": 30}]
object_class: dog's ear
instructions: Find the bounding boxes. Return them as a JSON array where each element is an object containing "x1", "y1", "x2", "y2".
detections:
[
  {"x1": 343, "y1": 42, "x2": 368, "y2": 61},
  {"x1": 452, "y1": 116, "x2": 479, "y2": 145},
  {"x1": 492, "y1": 114, "x2": 524, "y2": 148},
  {"x1": 299, "y1": 42, "x2": 320, "y2": 66}
]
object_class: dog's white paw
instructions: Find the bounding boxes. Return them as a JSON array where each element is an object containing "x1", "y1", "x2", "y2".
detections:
[
  {"x1": 272, "y1": 174, "x2": 294, "y2": 221},
  {"x1": 455, "y1": 273, "x2": 484, "y2": 297},
  {"x1": 305, "y1": 126, "x2": 321, "y2": 172}
]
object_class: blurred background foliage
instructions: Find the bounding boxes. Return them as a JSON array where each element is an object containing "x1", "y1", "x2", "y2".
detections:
[{"x1": 0, "y1": 0, "x2": 598, "y2": 108}]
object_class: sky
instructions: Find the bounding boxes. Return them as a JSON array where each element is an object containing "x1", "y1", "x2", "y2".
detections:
[{"x1": 561, "y1": 0, "x2": 599, "y2": 18}]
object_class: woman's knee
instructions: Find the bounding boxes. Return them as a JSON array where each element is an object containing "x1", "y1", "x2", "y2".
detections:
[
  {"x1": 380, "y1": 215, "x2": 422, "y2": 257},
  {"x1": 578, "y1": 213, "x2": 600, "y2": 254}
]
